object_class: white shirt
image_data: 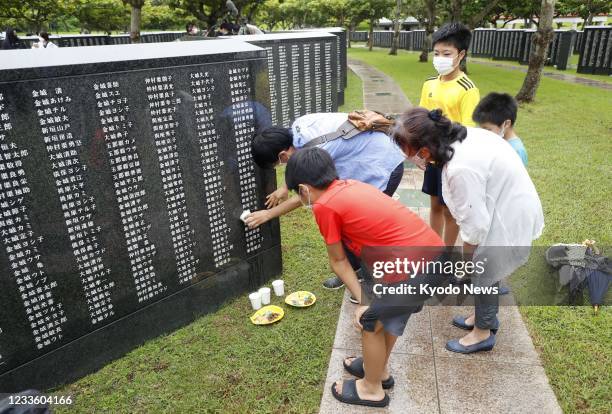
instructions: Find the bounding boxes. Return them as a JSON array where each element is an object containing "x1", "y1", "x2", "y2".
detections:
[
  {"x1": 442, "y1": 127, "x2": 544, "y2": 247},
  {"x1": 33, "y1": 41, "x2": 58, "y2": 49}
]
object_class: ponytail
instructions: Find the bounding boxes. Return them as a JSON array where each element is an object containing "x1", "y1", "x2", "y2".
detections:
[{"x1": 391, "y1": 107, "x2": 467, "y2": 167}]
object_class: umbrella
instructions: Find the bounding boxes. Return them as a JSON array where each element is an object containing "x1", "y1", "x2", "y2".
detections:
[{"x1": 586, "y1": 268, "x2": 611, "y2": 312}]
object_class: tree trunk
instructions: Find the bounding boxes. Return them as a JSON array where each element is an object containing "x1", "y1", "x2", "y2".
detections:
[
  {"x1": 516, "y1": 0, "x2": 556, "y2": 103},
  {"x1": 419, "y1": 0, "x2": 435, "y2": 62},
  {"x1": 468, "y1": 0, "x2": 502, "y2": 29},
  {"x1": 389, "y1": 0, "x2": 402, "y2": 55},
  {"x1": 368, "y1": 18, "x2": 374, "y2": 51},
  {"x1": 348, "y1": 22, "x2": 355, "y2": 48},
  {"x1": 129, "y1": 5, "x2": 142, "y2": 43},
  {"x1": 585, "y1": 12, "x2": 594, "y2": 27},
  {"x1": 450, "y1": 0, "x2": 462, "y2": 22}
]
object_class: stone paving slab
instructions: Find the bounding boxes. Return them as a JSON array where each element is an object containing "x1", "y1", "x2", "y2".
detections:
[
  {"x1": 348, "y1": 58, "x2": 412, "y2": 115},
  {"x1": 319, "y1": 59, "x2": 561, "y2": 413}
]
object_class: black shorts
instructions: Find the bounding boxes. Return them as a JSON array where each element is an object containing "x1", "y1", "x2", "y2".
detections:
[{"x1": 422, "y1": 164, "x2": 445, "y2": 206}]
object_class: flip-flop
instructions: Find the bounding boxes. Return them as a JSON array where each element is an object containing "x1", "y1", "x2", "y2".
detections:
[
  {"x1": 342, "y1": 356, "x2": 395, "y2": 389},
  {"x1": 331, "y1": 378, "x2": 389, "y2": 408}
]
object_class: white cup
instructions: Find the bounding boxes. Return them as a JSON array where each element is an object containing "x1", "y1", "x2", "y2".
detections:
[
  {"x1": 272, "y1": 279, "x2": 285, "y2": 297},
  {"x1": 259, "y1": 287, "x2": 271, "y2": 305},
  {"x1": 248, "y1": 292, "x2": 262, "y2": 310}
]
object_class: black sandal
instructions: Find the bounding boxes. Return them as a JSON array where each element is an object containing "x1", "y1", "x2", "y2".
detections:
[
  {"x1": 331, "y1": 379, "x2": 389, "y2": 408},
  {"x1": 343, "y1": 356, "x2": 395, "y2": 389}
]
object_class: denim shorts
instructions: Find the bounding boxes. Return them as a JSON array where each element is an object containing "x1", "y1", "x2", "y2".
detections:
[
  {"x1": 359, "y1": 302, "x2": 422, "y2": 337},
  {"x1": 422, "y1": 164, "x2": 445, "y2": 205}
]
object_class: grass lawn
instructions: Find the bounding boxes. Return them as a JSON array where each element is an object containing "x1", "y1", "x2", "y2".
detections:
[
  {"x1": 52, "y1": 70, "x2": 364, "y2": 413},
  {"x1": 349, "y1": 47, "x2": 611, "y2": 414}
]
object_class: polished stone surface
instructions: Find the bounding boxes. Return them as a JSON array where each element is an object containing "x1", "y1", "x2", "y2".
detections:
[{"x1": 0, "y1": 41, "x2": 281, "y2": 391}]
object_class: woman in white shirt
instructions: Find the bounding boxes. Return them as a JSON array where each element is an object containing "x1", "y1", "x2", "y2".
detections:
[
  {"x1": 32, "y1": 32, "x2": 58, "y2": 49},
  {"x1": 391, "y1": 107, "x2": 544, "y2": 353}
]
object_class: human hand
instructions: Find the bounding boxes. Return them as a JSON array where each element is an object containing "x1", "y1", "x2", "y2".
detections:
[
  {"x1": 265, "y1": 187, "x2": 288, "y2": 208},
  {"x1": 353, "y1": 305, "x2": 369, "y2": 331},
  {"x1": 244, "y1": 210, "x2": 272, "y2": 229}
]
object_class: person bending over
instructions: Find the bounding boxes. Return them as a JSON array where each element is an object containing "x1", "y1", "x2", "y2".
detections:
[
  {"x1": 248, "y1": 112, "x2": 405, "y2": 290},
  {"x1": 285, "y1": 147, "x2": 444, "y2": 407}
]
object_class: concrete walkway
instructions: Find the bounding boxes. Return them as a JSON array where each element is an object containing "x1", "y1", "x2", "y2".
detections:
[
  {"x1": 319, "y1": 61, "x2": 562, "y2": 414},
  {"x1": 348, "y1": 58, "x2": 412, "y2": 115}
]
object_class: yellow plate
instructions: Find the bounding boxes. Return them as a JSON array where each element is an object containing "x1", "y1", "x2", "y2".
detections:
[
  {"x1": 250, "y1": 305, "x2": 285, "y2": 325},
  {"x1": 285, "y1": 291, "x2": 317, "y2": 307}
]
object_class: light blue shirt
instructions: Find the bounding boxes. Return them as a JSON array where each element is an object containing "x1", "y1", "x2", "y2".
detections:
[
  {"x1": 508, "y1": 137, "x2": 528, "y2": 167},
  {"x1": 291, "y1": 113, "x2": 405, "y2": 191}
]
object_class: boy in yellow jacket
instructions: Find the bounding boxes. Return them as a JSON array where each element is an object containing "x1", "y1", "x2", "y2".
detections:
[{"x1": 418, "y1": 22, "x2": 480, "y2": 246}]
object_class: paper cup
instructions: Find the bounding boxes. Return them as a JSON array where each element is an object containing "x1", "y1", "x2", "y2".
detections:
[
  {"x1": 272, "y1": 280, "x2": 285, "y2": 296},
  {"x1": 258, "y1": 287, "x2": 271, "y2": 305},
  {"x1": 248, "y1": 292, "x2": 262, "y2": 310}
]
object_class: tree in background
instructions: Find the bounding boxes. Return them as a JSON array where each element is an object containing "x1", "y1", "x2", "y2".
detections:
[
  {"x1": 389, "y1": 0, "x2": 403, "y2": 55},
  {"x1": 516, "y1": 0, "x2": 555, "y2": 103},
  {"x1": 73, "y1": 0, "x2": 129, "y2": 33},
  {"x1": 406, "y1": 0, "x2": 436, "y2": 61},
  {"x1": 141, "y1": 0, "x2": 194, "y2": 31},
  {"x1": 122, "y1": 0, "x2": 145, "y2": 42},
  {"x1": 358, "y1": 0, "x2": 394, "y2": 51},
  {"x1": 168, "y1": 0, "x2": 262, "y2": 30},
  {"x1": 561, "y1": 0, "x2": 610, "y2": 29},
  {"x1": 257, "y1": 0, "x2": 287, "y2": 31},
  {"x1": 0, "y1": 0, "x2": 73, "y2": 33}
]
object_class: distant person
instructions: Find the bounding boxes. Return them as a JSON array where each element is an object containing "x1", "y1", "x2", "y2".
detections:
[
  {"x1": 473, "y1": 92, "x2": 528, "y2": 167},
  {"x1": 418, "y1": 22, "x2": 480, "y2": 247},
  {"x1": 1, "y1": 28, "x2": 21, "y2": 50},
  {"x1": 32, "y1": 31, "x2": 58, "y2": 49},
  {"x1": 186, "y1": 22, "x2": 200, "y2": 36},
  {"x1": 217, "y1": 22, "x2": 235, "y2": 36},
  {"x1": 247, "y1": 112, "x2": 405, "y2": 291},
  {"x1": 238, "y1": 18, "x2": 264, "y2": 35}
]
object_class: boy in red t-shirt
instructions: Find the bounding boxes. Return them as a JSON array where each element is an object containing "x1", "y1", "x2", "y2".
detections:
[{"x1": 285, "y1": 148, "x2": 444, "y2": 408}]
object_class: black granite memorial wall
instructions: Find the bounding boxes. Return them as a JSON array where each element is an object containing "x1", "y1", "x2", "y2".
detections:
[
  {"x1": 232, "y1": 32, "x2": 339, "y2": 128},
  {"x1": 18, "y1": 31, "x2": 185, "y2": 49},
  {"x1": 0, "y1": 39, "x2": 281, "y2": 391},
  {"x1": 574, "y1": 30, "x2": 584, "y2": 55},
  {"x1": 577, "y1": 27, "x2": 612, "y2": 75},
  {"x1": 470, "y1": 28, "x2": 496, "y2": 57},
  {"x1": 276, "y1": 28, "x2": 347, "y2": 106},
  {"x1": 350, "y1": 31, "x2": 368, "y2": 42}
]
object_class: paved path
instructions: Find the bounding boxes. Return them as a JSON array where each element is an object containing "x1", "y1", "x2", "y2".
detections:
[
  {"x1": 318, "y1": 61, "x2": 562, "y2": 414},
  {"x1": 348, "y1": 58, "x2": 412, "y2": 115}
]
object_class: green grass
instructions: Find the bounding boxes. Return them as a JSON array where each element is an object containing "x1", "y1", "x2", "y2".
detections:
[
  {"x1": 52, "y1": 70, "x2": 364, "y2": 413},
  {"x1": 349, "y1": 47, "x2": 612, "y2": 414},
  {"x1": 350, "y1": 43, "x2": 612, "y2": 84}
]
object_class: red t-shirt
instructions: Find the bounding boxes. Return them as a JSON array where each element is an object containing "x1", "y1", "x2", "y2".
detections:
[{"x1": 313, "y1": 180, "x2": 444, "y2": 281}]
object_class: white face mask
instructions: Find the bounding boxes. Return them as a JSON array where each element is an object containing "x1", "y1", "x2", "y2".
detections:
[
  {"x1": 38, "y1": 36, "x2": 46, "y2": 44},
  {"x1": 433, "y1": 56, "x2": 456, "y2": 76},
  {"x1": 298, "y1": 185, "x2": 312, "y2": 209},
  {"x1": 410, "y1": 149, "x2": 427, "y2": 171},
  {"x1": 498, "y1": 124, "x2": 506, "y2": 138}
]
